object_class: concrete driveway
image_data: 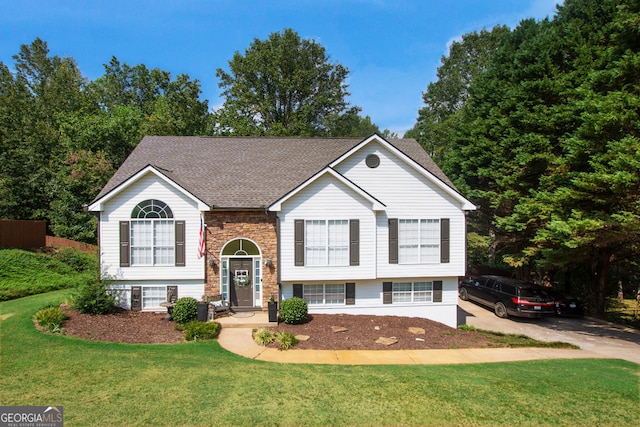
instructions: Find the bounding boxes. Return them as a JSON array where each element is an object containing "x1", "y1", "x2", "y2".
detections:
[{"x1": 458, "y1": 299, "x2": 640, "y2": 364}]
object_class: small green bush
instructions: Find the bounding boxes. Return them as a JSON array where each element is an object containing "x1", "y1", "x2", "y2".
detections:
[
  {"x1": 73, "y1": 276, "x2": 116, "y2": 315},
  {"x1": 279, "y1": 297, "x2": 308, "y2": 324},
  {"x1": 52, "y1": 247, "x2": 97, "y2": 273},
  {"x1": 184, "y1": 321, "x2": 220, "y2": 341},
  {"x1": 34, "y1": 306, "x2": 67, "y2": 333},
  {"x1": 254, "y1": 328, "x2": 276, "y2": 345},
  {"x1": 275, "y1": 331, "x2": 298, "y2": 350},
  {"x1": 253, "y1": 328, "x2": 298, "y2": 350},
  {"x1": 172, "y1": 297, "x2": 198, "y2": 324}
]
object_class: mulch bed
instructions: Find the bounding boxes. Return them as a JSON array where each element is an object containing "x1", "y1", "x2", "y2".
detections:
[{"x1": 59, "y1": 308, "x2": 498, "y2": 350}]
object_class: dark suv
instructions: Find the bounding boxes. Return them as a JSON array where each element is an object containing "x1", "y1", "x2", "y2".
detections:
[{"x1": 459, "y1": 275, "x2": 555, "y2": 318}]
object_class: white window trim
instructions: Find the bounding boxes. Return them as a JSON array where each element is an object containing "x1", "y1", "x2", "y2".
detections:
[
  {"x1": 130, "y1": 219, "x2": 175, "y2": 266},
  {"x1": 303, "y1": 283, "x2": 346, "y2": 305},
  {"x1": 392, "y1": 281, "x2": 433, "y2": 303},
  {"x1": 305, "y1": 220, "x2": 349, "y2": 266},
  {"x1": 398, "y1": 219, "x2": 440, "y2": 265}
]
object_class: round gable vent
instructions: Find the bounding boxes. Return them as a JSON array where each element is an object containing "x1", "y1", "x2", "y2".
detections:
[{"x1": 365, "y1": 154, "x2": 380, "y2": 168}]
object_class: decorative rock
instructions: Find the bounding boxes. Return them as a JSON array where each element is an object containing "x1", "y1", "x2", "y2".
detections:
[
  {"x1": 408, "y1": 327, "x2": 426, "y2": 335},
  {"x1": 331, "y1": 326, "x2": 348, "y2": 333},
  {"x1": 374, "y1": 326, "x2": 381, "y2": 330},
  {"x1": 295, "y1": 334, "x2": 310, "y2": 341},
  {"x1": 375, "y1": 336, "x2": 398, "y2": 346}
]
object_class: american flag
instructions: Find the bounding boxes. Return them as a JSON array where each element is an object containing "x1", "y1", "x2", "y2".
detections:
[{"x1": 198, "y1": 218, "x2": 206, "y2": 259}]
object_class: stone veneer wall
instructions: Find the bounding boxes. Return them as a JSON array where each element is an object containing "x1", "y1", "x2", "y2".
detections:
[{"x1": 203, "y1": 211, "x2": 278, "y2": 309}]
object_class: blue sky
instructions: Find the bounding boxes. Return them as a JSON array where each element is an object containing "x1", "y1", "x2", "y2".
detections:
[{"x1": 1, "y1": 0, "x2": 560, "y2": 136}]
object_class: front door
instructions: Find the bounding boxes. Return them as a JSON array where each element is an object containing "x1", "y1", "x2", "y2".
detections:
[{"x1": 229, "y1": 258, "x2": 253, "y2": 308}]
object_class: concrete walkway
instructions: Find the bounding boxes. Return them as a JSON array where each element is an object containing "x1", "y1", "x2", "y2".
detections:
[{"x1": 215, "y1": 311, "x2": 607, "y2": 365}]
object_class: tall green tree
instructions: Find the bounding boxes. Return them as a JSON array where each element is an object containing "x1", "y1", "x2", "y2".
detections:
[
  {"x1": 212, "y1": 28, "x2": 373, "y2": 137},
  {"x1": 406, "y1": 26, "x2": 510, "y2": 161},
  {"x1": 435, "y1": 0, "x2": 639, "y2": 313},
  {"x1": 0, "y1": 38, "x2": 87, "y2": 221}
]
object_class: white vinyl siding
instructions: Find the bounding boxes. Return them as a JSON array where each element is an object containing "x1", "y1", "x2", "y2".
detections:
[
  {"x1": 303, "y1": 283, "x2": 345, "y2": 305},
  {"x1": 95, "y1": 172, "x2": 205, "y2": 281}
]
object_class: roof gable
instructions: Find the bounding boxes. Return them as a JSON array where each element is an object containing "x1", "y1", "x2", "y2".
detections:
[
  {"x1": 269, "y1": 167, "x2": 386, "y2": 212},
  {"x1": 331, "y1": 134, "x2": 476, "y2": 211},
  {"x1": 88, "y1": 165, "x2": 209, "y2": 211}
]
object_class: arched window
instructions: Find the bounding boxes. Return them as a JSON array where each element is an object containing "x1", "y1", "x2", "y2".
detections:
[{"x1": 130, "y1": 200, "x2": 175, "y2": 265}]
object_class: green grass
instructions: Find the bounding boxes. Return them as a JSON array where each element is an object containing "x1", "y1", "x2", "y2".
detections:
[
  {"x1": 606, "y1": 298, "x2": 640, "y2": 329},
  {"x1": 0, "y1": 248, "x2": 96, "y2": 301},
  {"x1": 1, "y1": 291, "x2": 639, "y2": 426}
]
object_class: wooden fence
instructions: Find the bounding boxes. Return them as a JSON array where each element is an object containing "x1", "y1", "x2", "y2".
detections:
[
  {"x1": 0, "y1": 219, "x2": 97, "y2": 253},
  {"x1": 0, "y1": 219, "x2": 46, "y2": 249},
  {"x1": 45, "y1": 236, "x2": 97, "y2": 253}
]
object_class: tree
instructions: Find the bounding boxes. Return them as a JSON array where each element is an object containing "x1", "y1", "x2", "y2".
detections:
[
  {"x1": 435, "y1": 0, "x2": 640, "y2": 314},
  {"x1": 406, "y1": 26, "x2": 510, "y2": 161},
  {"x1": 0, "y1": 38, "x2": 87, "y2": 221},
  {"x1": 212, "y1": 28, "x2": 359, "y2": 136}
]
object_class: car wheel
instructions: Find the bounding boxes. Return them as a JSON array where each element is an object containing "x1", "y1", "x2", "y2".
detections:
[
  {"x1": 459, "y1": 288, "x2": 469, "y2": 301},
  {"x1": 494, "y1": 302, "x2": 508, "y2": 318}
]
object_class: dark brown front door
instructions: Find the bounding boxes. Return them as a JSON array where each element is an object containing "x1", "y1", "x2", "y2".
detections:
[{"x1": 229, "y1": 258, "x2": 253, "y2": 308}]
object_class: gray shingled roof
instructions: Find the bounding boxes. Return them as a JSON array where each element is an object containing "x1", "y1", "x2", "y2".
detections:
[{"x1": 94, "y1": 135, "x2": 457, "y2": 209}]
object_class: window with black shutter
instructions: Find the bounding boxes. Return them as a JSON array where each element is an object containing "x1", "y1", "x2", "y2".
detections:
[
  {"x1": 349, "y1": 220, "x2": 359, "y2": 266},
  {"x1": 382, "y1": 281, "x2": 393, "y2": 304}
]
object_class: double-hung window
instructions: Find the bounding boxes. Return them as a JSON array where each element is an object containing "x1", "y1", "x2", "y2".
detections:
[
  {"x1": 305, "y1": 220, "x2": 349, "y2": 266},
  {"x1": 303, "y1": 284, "x2": 345, "y2": 305},
  {"x1": 398, "y1": 219, "x2": 440, "y2": 264},
  {"x1": 130, "y1": 200, "x2": 175, "y2": 266},
  {"x1": 392, "y1": 281, "x2": 433, "y2": 303}
]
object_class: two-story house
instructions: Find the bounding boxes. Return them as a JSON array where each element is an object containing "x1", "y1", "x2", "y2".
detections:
[{"x1": 89, "y1": 134, "x2": 475, "y2": 327}]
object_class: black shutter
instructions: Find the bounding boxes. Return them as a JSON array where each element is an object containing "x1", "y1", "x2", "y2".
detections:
[
  {"x1": 433, "y1": 280, "x2": 443, "y2": 302},
  {"x1": 388, "y1": 218, "x2": 398, "y2": 264},
  {"x1": 383, "y1": 281, "x2": 393, "y2": 304},
  {"x1": 119, "y1": 221, "x2": 130, "y2": 267},
  {"x1": 131, "y1": 286, "x2": 141, "y2": 311},
  {"x1": 440, "y1": 218, "x2": 450, "y2": 263},
  {"x1": 167, "y1": 286, "x2": 178, "y2": 303},
  {"x1": 346, "y1": 282, "x2": 355, "y2": 305},
  {"x1": 293, "y1": 284, "x2": 303, "y2": 298},
  {"x1": 294, "y1": 220, "x2": 304, "y2": 266},
  {"x1": 175, "y1": 221, "x2": 185, "y2": 267},
  {"x1": 349, "y1": 220, "x2": 359, "y2": 266}
]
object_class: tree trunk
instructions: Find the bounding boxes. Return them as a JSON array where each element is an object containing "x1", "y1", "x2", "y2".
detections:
[{"x1": 589, "y1": 252, "x2": 610, "y2": 315}]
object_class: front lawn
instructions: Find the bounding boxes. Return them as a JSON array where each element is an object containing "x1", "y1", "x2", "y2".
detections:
[{"x1": 1, "y1": 291, "x2": 638, "y2": 426}]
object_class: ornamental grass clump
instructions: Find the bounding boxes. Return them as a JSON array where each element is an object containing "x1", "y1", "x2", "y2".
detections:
[
  {"x1": 34, "y1": 305, "x2": 67, "y2": 333},
  {"x1": 172, "y1": 297, "x2": 198, "y2": 324},
  {"x1": 279, "y1": 297, "x2": 308, "y2": 324},
  {"x1": 253, "y1": 328, "x2": 298, "y2": 350}
]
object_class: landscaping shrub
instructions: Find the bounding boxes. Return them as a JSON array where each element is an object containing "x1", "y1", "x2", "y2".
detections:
[
  {"x1": 184, "y1": 321, "x2": 220, "y2": 341},
  {"x1": 279, "y1": 297, "x2": 308, "y2": 324},
  {"x1": 172, "y1": 297, "x2": 198, "y2": 324},
  {"x1": 254, "y1": 328, "x2": 276, "y2": 345},
  {"x1": 253, "y1": 328, "x2": 298, "y2": 350},
  {"x1": 274, "y1": 331, "x2": 298, "y2": 350},
  {"x1": 72, "y1": 276, "x2": 116, "y2": 315},
  {"x1": 52, "y1": 247, "x2": 97, "y2": 273},
  {"x1": 34, "y1": 305, "x2": 67, "y2": 333}
]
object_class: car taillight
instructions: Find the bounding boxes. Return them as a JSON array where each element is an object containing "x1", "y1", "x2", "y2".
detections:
[{"x1": 511, "y1": 297, "x2": 553, "y2": 307}]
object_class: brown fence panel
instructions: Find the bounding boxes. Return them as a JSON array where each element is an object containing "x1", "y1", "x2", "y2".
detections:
[
  {"x1": 45, "y1": 236, "x2": 97, "y2": 254},
  {"x1": 0, "y1": 219, "x2": 47, "y2": 249}
]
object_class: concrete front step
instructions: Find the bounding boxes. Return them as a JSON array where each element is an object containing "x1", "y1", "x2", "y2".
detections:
[{"x1": 215, "y1": 311, "x2": 276, "y2": 329}]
